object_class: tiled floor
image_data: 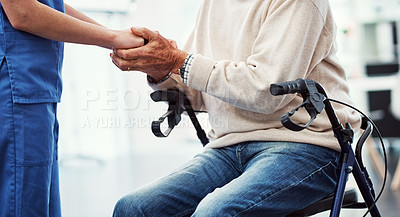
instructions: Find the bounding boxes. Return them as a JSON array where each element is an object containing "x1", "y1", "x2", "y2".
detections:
[{"x1": 59, "y1": 141, "x2": 400, "y2": 217}]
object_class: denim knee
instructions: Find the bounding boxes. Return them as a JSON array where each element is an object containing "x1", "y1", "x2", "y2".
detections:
[
  {"x1": 191, "y1": 194, "x2": 228, "y2": 217},
  {"x1": 113, "y1": 194, "x2": 144, "y2": 217}
]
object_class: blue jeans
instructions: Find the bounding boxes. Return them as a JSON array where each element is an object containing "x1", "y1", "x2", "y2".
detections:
[{"x1": 113, "y1": 141, "x2": 339, "y2": 217}]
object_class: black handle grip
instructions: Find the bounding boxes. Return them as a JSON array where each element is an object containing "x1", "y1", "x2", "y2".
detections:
[
  {"x1": 150, "y1": 90, "x2": 178, "y2": 102},
  {"x1": 270, "y1": 78, "x2": 306, "y2": 96}
]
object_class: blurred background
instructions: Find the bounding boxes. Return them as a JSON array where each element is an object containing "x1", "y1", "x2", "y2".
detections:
[{"x1": 59, "y1": 0, "x2": 400, "y2": 216}]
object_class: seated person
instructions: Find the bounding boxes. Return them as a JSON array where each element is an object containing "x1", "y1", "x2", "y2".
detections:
[{"x1": 111, "y1": 0, "x2": 361, "y2": 216}]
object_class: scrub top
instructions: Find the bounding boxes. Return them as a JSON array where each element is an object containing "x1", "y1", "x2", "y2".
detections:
[
  {"x1": 0, "y1": 1, "x2": 65, "y2": 216},
  {"x1": 0, "y1": 0, "x2": 64, "y2": 104}
]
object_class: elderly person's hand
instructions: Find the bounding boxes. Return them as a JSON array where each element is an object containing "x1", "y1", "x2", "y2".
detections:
[{"x1": 111, "y1": 27, "x2": 188, "y2": 82}]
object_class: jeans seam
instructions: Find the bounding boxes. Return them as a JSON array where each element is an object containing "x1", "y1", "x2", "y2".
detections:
[
  {"x1": 234, "y1": 160, "x2": 336, "y2": 216},
  {"x1": 236, "y1": 145, "x2": 244, "y2": 172}
]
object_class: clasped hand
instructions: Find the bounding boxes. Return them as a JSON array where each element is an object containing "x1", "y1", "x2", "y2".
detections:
[{"x1": 111, "y1": 27, "x2": 188, "y2": 82}]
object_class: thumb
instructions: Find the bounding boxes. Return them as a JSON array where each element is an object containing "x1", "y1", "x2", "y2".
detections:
[{"x1": 131, "y1": 27, "x2": 154, "y2": 42}]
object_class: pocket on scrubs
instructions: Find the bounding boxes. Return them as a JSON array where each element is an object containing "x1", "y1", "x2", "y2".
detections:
[
  {"x1": 12, "y1": 103, "x2": 61, "y2": 217},
  {"x1": 12, "y1": 103, "x2": 58, "y2": 166}
]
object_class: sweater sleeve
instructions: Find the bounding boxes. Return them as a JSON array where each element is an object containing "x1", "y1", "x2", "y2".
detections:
[{"x1": 186, "y1": 0, "x2": 333, "y2": 114}]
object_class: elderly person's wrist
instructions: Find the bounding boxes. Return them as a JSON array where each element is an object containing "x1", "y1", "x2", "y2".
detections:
[
  {"x1": 147, "y1": 71, "x2": 173, "y2": 84},
  {"x1": 171, "y1": 49, "x2": 189, "y2": 73}
]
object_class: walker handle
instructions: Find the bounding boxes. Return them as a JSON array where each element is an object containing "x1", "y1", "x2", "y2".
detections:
[
  {"x1": 270, "y1": 79, "x2": 326, "y2": 131},
  {"x1": 270, "y1": 78, "x2": 308, "y2": 96}
]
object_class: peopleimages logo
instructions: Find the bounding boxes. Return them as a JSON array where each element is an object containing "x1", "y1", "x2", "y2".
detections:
[
  {"x1": 81, "y1": 87, "x2": 269, "y2": 113},
  {"x1": 82, "y1": 88, "x2": 153, "y2": 111},
  {"x1": 79, "y1": 88, "x2": 230, "y2": 129}
]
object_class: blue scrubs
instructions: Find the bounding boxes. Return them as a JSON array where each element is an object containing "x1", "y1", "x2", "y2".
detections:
[{"x1": 0, "y1": 1, "x2": 64, "y2": 216}]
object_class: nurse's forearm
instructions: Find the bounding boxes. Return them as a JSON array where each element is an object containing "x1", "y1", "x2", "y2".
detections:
[{"x1": 1, "y1": 0, "x2": 142, "y2": 49}]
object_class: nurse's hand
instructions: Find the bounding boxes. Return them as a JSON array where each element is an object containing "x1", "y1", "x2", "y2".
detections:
[
  {"x1": 112, "y1": 28, "x2": 145, "y2": 49},
  {"x1": 111, "y1": 27, "x2": 188, "y2": 82}
]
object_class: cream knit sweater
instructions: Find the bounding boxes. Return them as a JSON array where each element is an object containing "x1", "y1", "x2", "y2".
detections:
[{"x1": 151, "y1": 0, "x2": 361, "y2": 151}]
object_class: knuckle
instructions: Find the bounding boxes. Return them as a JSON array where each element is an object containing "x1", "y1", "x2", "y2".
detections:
[{"x1": 118, "y1": 50, "x2": 129, "y2": 59}]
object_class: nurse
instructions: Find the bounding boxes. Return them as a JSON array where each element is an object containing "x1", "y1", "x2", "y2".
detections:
[{"x1": 0, "y1": 0, "x2": 143, "y2": 216}]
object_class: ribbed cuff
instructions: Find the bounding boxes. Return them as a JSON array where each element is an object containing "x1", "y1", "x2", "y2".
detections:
[{"x1": 179, "y1": 54, "x2": 196, "y2": 84}]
